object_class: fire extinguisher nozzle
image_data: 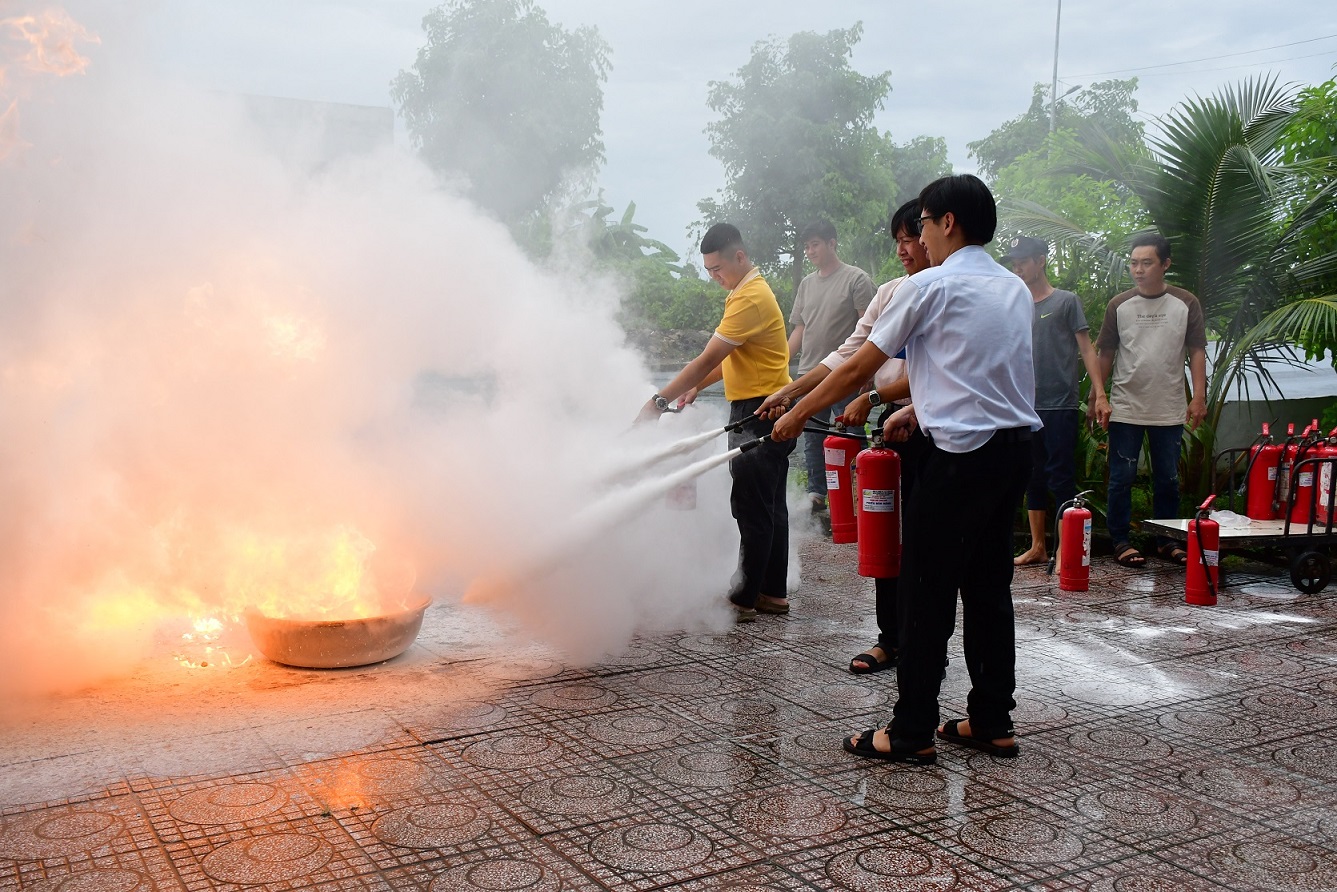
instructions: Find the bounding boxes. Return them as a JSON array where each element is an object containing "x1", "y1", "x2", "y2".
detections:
[{"x1": 737, "y1": 436, "x2": 768, "y2": 454}]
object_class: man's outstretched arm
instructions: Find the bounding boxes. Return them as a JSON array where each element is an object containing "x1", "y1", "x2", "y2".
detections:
[{"x1": 636, "y1": 335, "x2": 736, "y2": 422}]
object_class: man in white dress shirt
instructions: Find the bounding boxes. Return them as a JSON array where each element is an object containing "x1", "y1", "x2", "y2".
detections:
[{"x1": 771, "y1": 174, "x2": 1040, "y2": 764}]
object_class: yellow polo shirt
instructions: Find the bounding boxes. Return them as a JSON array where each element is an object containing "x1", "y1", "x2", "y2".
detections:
[{"x1": 715, "y1": 269, "x2": 791, "y2": 401}]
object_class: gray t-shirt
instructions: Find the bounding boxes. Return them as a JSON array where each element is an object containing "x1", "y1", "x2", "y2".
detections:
[
  {"x1": 789, "y1": 263, "x2": 874, "y2": 374},
  {"x1": 1031, "y1": 289, "x2": 1088, "y2": 410}
]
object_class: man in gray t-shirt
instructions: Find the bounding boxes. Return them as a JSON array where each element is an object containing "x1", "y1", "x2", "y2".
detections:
[
  {"x1": 788, "y1": 219, "x2": 874, "y2": 513},
  {"x1": 1004, "y1": 237, "x2": 1108, "y2": 567}
]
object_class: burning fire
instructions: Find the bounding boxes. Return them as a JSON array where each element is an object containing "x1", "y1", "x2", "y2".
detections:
[
  {"x1": 1, "y1": 7, "x2": 99, "y2": 161},
  {"x1": 1, "y1": 9, "x2": 99, "y2": 79},
  {"x1": 174, "y1": 616, "x2": 251, "y2": 670},
  {"x1": 223, "y1": 525, "x2": 417, "y2": 621},
  {"x1": 88, "y1": 523, "x2": 419, "y2": 670}
]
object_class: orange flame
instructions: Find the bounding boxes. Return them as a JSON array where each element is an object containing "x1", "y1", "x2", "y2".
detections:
[
  {"x1": 1, "y1": 7, "x2": 99, "y2": 161},
  {"x1": 0, "y1": 9, "x2": 100, "y2": 81}
]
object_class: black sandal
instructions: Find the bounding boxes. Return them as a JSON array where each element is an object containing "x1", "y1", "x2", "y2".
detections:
[
  {"x1": 936, "y1": 718, "x2": 1019, "y2": 758},
  {"x1": 849, "y1": 646, "x2": 896, "y2": 674},
  {"x1": 842, "y1": 727, "x2": 936, "y2": 764},
  {"x1": 1114, "y1": 543, "x2": 1147, "y2": 568},
  {"x1": 1158, "y1": 544, "x2": 1189, "y2": 566}
]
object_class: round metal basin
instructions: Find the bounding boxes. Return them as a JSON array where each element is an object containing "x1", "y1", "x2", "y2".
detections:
[{"x1": 244, "y1": 596, "x2": 431, "y2": 669}]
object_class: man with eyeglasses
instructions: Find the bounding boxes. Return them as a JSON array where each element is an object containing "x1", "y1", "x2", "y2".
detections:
[{"x1": 772, "y1": 175, "x2": 1039, "y2": 765}]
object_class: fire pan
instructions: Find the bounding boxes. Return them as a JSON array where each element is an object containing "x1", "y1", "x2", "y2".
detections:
[{"x1": 244, "y1": 596, "x2": 431, "y2": 669}]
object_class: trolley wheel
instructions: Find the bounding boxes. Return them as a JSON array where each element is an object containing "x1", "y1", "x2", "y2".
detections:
[{"x1": 1290, "y1": 551, "x2": 1331, "y2": 595}]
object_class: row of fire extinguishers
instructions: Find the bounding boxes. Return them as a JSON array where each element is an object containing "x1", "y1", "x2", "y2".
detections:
[
  {"x1": 1241, "y1": 421, "x2": 1337, "y2": 525},
  {"x1": 822, "y1": 419, "x2": 1097, "y2": 590},
  {"x1": 822, "y1": 417, "x2": 1228, "y2": 607},
  {"x1": 820, "y1": 419, "x2": 902, "y2": 579}
]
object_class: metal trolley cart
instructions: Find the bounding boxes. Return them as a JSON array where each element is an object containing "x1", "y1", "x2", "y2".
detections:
[{"x1": 1141, "y1": 452, "x2": 1337, "y2": 594}]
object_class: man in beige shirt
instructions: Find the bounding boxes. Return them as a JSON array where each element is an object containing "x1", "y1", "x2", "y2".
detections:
[{"x1": 787, "y1": 220, "x2": 874, "y2": 515}]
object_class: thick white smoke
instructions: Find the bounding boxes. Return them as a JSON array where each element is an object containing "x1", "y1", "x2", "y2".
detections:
[{"x1": 0, "y1": 3, "x2": 746, "y2": 699}]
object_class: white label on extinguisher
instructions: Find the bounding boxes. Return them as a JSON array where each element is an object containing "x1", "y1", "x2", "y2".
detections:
[
  {"x1": 1203, "y1": 549, "x2": 1219, "y2": 567},
  {"x1": 1298, "y1": 471, "x2": 1313, "y2": 487},
  {"x1": 824, "y1": 447, "x2": 845, "y2": 466},
  {"x1": 1081, "y1": 519, "x2": 1092, "y2": 566},
  {"x1": 862, "y1": 489, "x2": 895, "y2": 512},
  {"x1": 1268, "y1": 467, "x2": 1277, "y2": 480},
  {"x1": 825, "y1": 470, "x2": 840, "y2": 491}
]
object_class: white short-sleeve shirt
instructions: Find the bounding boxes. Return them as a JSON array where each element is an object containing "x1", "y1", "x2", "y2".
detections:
[{"x1": 866, "y1": 246, "x2": 1041, "y2": 453}]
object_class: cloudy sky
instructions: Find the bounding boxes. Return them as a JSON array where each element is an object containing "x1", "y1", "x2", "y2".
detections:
[{"x1": 133, "y1": 0, "x2": 1335, "y2": 256}]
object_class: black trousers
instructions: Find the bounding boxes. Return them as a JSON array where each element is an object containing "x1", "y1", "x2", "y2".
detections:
[
  {"x1": 873, "y1": 422, "x2": 928, "y2": 649},
  {"x1": 726, "y1": 396, "x2": 797, "y2": 607},
  {"x1": 887, "y1": 428, "x2": 1032, "y2": 748}
]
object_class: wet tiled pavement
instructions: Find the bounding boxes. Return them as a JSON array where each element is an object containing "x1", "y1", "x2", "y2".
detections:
[{"x1": 2, "y1": 534, "x2": 1336, "y2": 890}]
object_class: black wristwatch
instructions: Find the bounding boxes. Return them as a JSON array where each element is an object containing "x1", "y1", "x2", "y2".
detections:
[
  {"x1": 867, "y1": 390, "x2": 883, "y2": 407},
  {"x1": 652, "y1": 394, "x2": 670, "y2": 411}
]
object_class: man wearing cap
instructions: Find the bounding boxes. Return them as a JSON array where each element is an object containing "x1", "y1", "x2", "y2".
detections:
[{"x1": 1006, "y1": 237, "x2": 1108, "y2": 567}]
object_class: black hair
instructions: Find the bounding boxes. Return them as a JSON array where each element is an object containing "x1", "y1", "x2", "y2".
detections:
[
  {"x1": 918, "y1": 174, "x2": 997, "y2": 245},
  {"x1": 1129, "y1": 232, "x2": 1172, "y2": 262},
  {"x1": 700, "y1": 222, "x2": 745, "y2": 256},
  {"x1": 799, "y1": 219, "x2": 837, "y2": 243},
  {"x1": 889, "y1": 199, "x2": 922, "y2": 239}
]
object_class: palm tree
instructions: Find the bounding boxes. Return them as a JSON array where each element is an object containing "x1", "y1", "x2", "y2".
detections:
[{"x1": 1005, "y1": 75, "x2": 1337, "y2": 495}]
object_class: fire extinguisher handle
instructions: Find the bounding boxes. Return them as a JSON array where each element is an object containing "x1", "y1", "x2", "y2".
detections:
[{"x1": 805, "y1": 426, "x2": 866, "y2": 443}]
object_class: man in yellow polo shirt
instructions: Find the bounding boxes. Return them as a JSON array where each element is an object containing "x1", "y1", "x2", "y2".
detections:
[{"x1": 637, "y1": 223, "x2": 796, "y2": 622}]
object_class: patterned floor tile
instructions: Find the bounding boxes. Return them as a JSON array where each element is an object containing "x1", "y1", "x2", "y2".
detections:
[
  {"x1": 543, "y1": 813, "x2": 761, "y2": 892},
  {"x1": 0, "y1": 797, "x2": 168, "y2": 888},
  {"x1": 380, "y1": 839, "x2": 606, "y2": 891},
  {"x1": 1158, "y1": 826, "x2": 1337, "y2": 891},
  {"x1": 772, "y1": 832, "x2": 1014, "y2": 891}
]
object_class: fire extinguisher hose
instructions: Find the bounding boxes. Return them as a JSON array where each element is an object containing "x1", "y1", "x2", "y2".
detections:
[
  {"x1": 1046, "y1": 489, "x2": 1093, "y2": 576},
  {"x1": 1046, "y1": 500, "x2": 1074, "y2": 577}
]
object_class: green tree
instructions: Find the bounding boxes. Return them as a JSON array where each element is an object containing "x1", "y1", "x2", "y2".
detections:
[
  {"x1": 392, "y1": 0, "x2": 610, "y2": 234},
  {"x1": 1279, "y1": 78, "x2": 1337, "y2": 308},
  {"x1": 984, "y1": 80, "x2": 1150, "y2": 336},
  {"x1": 968, "y1": 78, "x2": 1144, "y2": 180},
  {"x1": 695, "y1": 24, "x2": 898, "y2": 294},
  {"x1": 1029, "y1": 76, "x2": 1337, "y2": 496},
  {"x1": 993, "y1": 141, "x2": 1152, "y2": 323},
  {"x1": 560, "y1": 197, "x2": 682, "y2": 269},
  {"x1": 858, "y1": 136, "x2": 955, "y2": 283}
]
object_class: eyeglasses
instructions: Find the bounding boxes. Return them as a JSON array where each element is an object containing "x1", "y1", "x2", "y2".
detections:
[{"x1": 917, "y1": 213, "x2": 945, "y2": 226}]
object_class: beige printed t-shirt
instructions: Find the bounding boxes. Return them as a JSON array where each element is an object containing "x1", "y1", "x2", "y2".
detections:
[{"x1": 1095, "y1": 285, "x2": 1207, "y2": 426}]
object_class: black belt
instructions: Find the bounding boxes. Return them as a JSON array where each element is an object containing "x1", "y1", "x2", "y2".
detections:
[{"x1": 992, "y1": 426, "x2": 1033, "y2": 444}]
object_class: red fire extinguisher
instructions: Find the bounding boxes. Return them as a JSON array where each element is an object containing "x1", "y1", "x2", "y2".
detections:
[
  {"x1": 1244, "y1": 422, "x2": 1283, "y2": 520},
  {"x1": 1316, "y1": 428, "x2": 1337, "y2": 526},
  {"x1": 1053, "y1": 491, "x2": 1093, "y2": 592},
  {"x1": 1186, "y1": 495, "x2": 1220, "y2": 606},
  {"x1": 855, "y1": 431, "x2": 901, "y2": 578},
  {"x1": 825, "y1": 417, "x2": 863, "y2": 544},
  {"x1": 1272, "y1": 423, "x2": 1302, "y2": 517},
  {"x1": 1288, "y1": 427, "x2": 1324, "y2": 525}
]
